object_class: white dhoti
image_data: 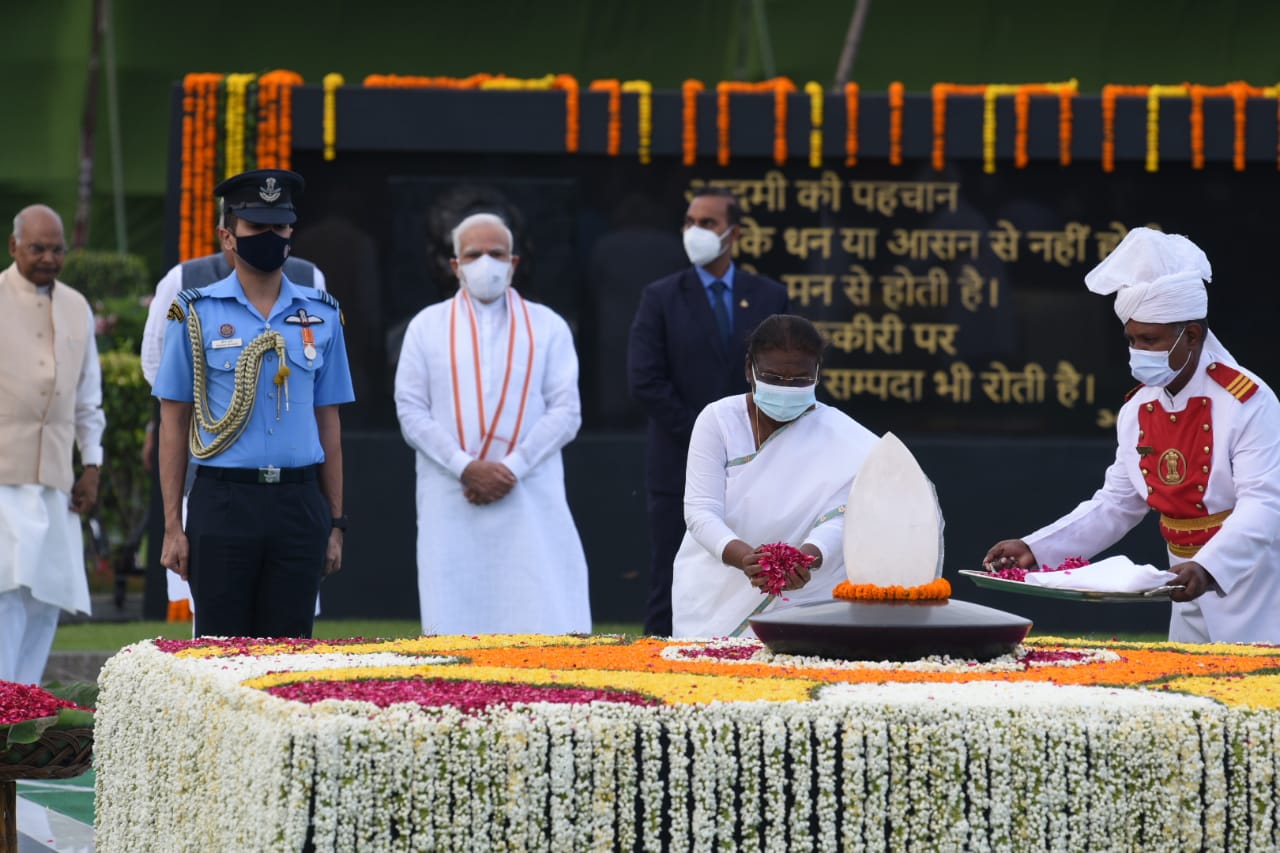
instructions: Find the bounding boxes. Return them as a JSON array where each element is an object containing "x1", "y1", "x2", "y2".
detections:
[{"x1": 0, "y1": 484, "x2": 90, "y2": 683}]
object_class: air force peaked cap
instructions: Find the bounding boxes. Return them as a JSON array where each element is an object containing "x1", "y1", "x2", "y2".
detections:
[{"x1": 215, "y1": 169, "x2": 305, "y2": 224}]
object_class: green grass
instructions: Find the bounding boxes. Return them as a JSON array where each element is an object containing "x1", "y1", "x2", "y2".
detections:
[{"x1": 52, "y1": 620, "x2": 646, "y2": 653}]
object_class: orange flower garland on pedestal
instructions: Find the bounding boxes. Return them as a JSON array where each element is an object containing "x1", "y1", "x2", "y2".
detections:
[
  {"x1": 832, "y1": 577, "x2": 952, "y2": 601},
  {"x1": 715, "y1": 78, "x2": 797, "y2": 166},
  {"x1": 682, "y1": 79, "x2": 705, "y2": 166},
  {"x1": 887, "y1": 81, "x2": 904, "y2": 165}
]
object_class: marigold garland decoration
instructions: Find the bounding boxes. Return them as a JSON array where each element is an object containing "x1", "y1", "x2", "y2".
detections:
[
  {"x1": 844, "y1": 82, "x2": 860, "y2": 166},
  {"x1": 887, "y1": 81, "x2": 904, "y2": 165},
  {"x1": 222, "y1": 73, "x2": 256, "y2": 178},
  {"x1": 832, "y1": 577, "x2": 952, "y2": 601},
  {"x1": 716, "y1": 77, "x2": 797, "y2": 167},
  {"x1": 180, "y1": 72, "x2": 224, "y2": 262},
  {"x1": 1145, "y1": 85, "x2": 1189, "y2": 172},
  {"x1": 681, "y1": 79, "x2": 705, "y2": 166},
  {"x1": 322, "y1": 73, "x2": 344, "y2": 161},
  {"x1": 933, "y1": 80, "x2": 1076, "y2": 173},
  {"x1": 621, "y1": 80, "x2": 654, "y2": 164},
  {"x1": 1187, "y1": 81, "x2": 1279, "y2": 171},
  {"x1": 804, "y1": 81, "x2": 824, "y2": 167},
  {"x1": 363, "y1": 73, "x2": 580, "y2": 152},
  {"x1": 1101, "y1": 84, "x2": 1149, "y2": 172},
  {"x1": 590, "y1": 79, "x2": 622, "y2": 155}
]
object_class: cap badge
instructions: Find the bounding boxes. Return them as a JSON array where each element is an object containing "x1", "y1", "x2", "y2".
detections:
[{"x1": 259, "y1": 177, "x2": 282, "y2": 203}]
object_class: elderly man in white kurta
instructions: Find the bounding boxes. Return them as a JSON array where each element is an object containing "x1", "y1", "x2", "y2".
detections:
[
  {"x1": 0, "y1": 205, "x2": 104, "y2": 683},
  {"x1": 394, "y1": 213, "x2": 591, "y2": 634},
  {"x1": 984, "y1": 227, "x2": 1280, "y2": 643}
]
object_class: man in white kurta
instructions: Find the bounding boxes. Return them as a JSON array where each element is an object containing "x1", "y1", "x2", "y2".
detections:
[
  {"x1": 984, "y1": 228, "x2": 1280, "y2": 643},
  {"x1": 0, "y1": 205, "x2": 105, "y2": 683},
  {"x1": 394, "y1": 213, "x2": 591, "y2": 634}
]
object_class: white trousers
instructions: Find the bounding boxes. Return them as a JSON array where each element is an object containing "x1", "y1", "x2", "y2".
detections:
[{"x1": 0, "y1": 587, "x2": 61, "y2": 684}]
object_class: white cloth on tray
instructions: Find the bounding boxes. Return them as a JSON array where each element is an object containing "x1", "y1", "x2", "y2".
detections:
[{"x1": 1021, "y1": 555, "x2": 1177, "y2": 593}]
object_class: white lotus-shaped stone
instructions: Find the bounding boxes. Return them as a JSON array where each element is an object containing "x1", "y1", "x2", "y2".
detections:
[{"x1": 842, "y1": 432, "x2": 944, "y2": 587}]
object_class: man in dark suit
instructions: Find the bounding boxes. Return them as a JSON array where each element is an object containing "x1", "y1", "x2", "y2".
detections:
[{"x1": 627, "y1": 187, "x2": 791, "y2": 636}]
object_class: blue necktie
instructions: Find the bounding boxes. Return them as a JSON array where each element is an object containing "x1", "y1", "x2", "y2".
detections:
[{"x1": 709, "y1": 280, "x2": 731, "y2": 349}]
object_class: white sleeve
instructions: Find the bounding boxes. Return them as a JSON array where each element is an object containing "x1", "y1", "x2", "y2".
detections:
[
  {"x1": 313, "y1": 267, "x2": 327, "y2": 292},
  {"x1": 1022, "y1": 421, "x2": 1151, "y2": 569},
  {"x1": 393, "y1": 314, "x2": 474, "y2": 478},
  {"x1": 500, "y1": 314, "x2": 581, "y2": 479},
  {"x1": 1194, "y1": 389, "x2": 1280, "y2": 594},
  {"x1": 141, "y1": 264, "x2": 184, "y2": 387},
  {"x1": 76, "y1": 303, "x2": 106, "y2": 466},
  {"x1": 683, "y1": 404, "x2": 740, "y2": 560}
]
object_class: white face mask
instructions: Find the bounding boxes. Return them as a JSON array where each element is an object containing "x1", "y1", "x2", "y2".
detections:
[
  {"x1": 1128, "y1": 325, "x2": 1190, "y2": 387},
  {"x1": 459, "y1": 255, "x2": 512, "y2": 302},
  {"x1": 683, "y1": 226, "x2": 731, "y2": 268}
]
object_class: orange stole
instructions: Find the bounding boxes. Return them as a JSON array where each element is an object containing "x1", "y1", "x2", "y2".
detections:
[{"x1": 1137, "y1": 396, "x2": 1221, "y2": 555}]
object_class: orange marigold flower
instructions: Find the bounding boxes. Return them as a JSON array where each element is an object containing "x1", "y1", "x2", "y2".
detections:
[{"x1": 831, "y1": 577, "x2": 952, "y2": 601}]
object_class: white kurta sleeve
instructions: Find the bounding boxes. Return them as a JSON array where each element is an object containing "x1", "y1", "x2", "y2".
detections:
[
  {"x1": 683, "y1": 404, "x2": 740, "y2": 560},
  {"x1": 500, "y1": 313, "x2": 582, "y2": 479},
  {"x1": 76, "y1": 303, "x2": 106, "y2": 466},
  {"x1": 1022, "y1": 422, "x2": 1151, "y2": 569},
  {"x1": 394, "y1": 314, "x2": 474, "y2": 478},
  {"x1": 1192, "y1": 389, "x2": 1280, "y2": 595},
  {"x1": 141, "y1": 264, "x2": 184, "y2": 387}
]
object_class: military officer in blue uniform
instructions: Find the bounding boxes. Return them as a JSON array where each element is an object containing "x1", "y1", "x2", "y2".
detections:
[{"x1": 153, "y1": 168, "x2": 355, "y2": 638}]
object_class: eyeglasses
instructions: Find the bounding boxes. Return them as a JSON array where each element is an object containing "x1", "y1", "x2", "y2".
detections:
[
  {"x1": 754, "y1": 366, "x2": 818, "y2": 387},
  {"x1": 21, "y1": 243, "x2": 66, "y2": 257}
]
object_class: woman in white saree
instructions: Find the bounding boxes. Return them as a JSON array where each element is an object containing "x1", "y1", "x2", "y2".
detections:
[{"x1": 672, "y1": 315, "x2": 879, "y2": 638}]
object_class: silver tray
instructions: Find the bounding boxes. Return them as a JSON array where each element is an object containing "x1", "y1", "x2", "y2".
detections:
[{"x1": 959, "y1": 570, "x2": 1182, "y2": 603}]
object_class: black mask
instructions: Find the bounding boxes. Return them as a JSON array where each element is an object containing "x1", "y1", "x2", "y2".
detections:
[{"x1": 234, "y1": 230, "x2": 291, "y2": 273}]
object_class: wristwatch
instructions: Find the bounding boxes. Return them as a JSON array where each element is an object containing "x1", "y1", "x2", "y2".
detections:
[{"x1": 331, "y1": 515, "x2": 349, "y2": 531}]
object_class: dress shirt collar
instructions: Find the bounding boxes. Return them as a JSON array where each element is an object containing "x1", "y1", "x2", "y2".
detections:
[{"x1": 694, "y1": 261, "x2": 736, "y2": 293}]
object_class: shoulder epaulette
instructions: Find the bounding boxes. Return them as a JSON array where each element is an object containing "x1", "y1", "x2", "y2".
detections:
[
  {"x1": 309, "y1": 290, "x2": 340, "y2": 310},
  {"x1": 1124, "y1": 383, "x2": 1145, "y2": 402},
  {"x1": 309, "y1": 289, "x2": 344, "y2": 325},
  {"x1": 1206, "y1": 362, "x2": 1259, "y2": 402},
  {"x1": 166, "y1": 287, "x2": 205, "y2": 322}
]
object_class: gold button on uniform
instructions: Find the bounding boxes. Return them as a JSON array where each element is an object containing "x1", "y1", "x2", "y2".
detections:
[
  {"x1": 1170, "y1": 414, "x2": 1178, "y2": 423},
  {"x1": 1146, "y1": 403, "x2": 1154, "y2": 412},
  {"x1": 1203, "y1": 446, "x2": 1211, "y2": 453},
  {"x1": 1141, "y1": 468, "x2": 1149, "y2": 476},
  {"x1": 1197, "y1": 485, "x2": 1205, "y2": 492},
  {"x1": 1202, "y1": 424, "x2": 1210, "y2": 432},
  {"x1": 1202, "y1": 465, "x2": 1210, "y2": 473}
]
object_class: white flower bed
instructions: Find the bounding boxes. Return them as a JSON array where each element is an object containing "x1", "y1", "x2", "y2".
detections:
[{"x1": 94, "y1": 640, "x2": 1280, "y2": 852}]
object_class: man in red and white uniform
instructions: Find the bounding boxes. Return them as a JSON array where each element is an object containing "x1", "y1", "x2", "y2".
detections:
[{"x1": 985, "y1": 227, "x2": 1280, "y2": 643}]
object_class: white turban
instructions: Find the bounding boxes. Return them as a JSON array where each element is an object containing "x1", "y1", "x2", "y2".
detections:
[{"x1": 1084, "y1": 227, "x2": 1211, "y2": 324}]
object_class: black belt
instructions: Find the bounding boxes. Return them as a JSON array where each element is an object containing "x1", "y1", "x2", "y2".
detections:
[{"x1": 196, "y1": 465, "x2": 318, "y2": 485}]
